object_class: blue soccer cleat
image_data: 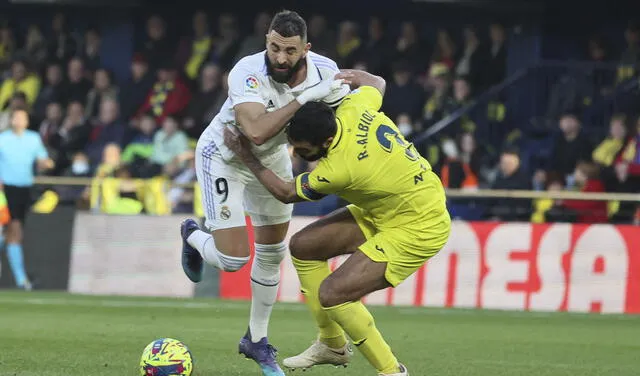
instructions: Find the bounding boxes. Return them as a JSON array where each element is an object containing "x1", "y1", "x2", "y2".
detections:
[
  {"x1": 180, "y1": 219, "x2": 203, "y2": 283},
  {"x1": 239, "y1": 331, "x2": 285, "y2": 376}
]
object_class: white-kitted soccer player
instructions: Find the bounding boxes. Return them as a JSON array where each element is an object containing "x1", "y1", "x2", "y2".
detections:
[{"x1": 179, "y1": 10, "x2": 349, "y2": 376}]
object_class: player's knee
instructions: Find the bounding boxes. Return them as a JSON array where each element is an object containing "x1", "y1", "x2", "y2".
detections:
[
  {"x1": 289, "y1": 232, "x2": 314, "y2": 261},
  {"x1": 254, "y1": 242, "x2": 286, "y2": 268},
  {"x1": 318, "y1": 278, "x2": 344, "y2": 308},
  {"x1": 217, "y1": 251, "x2": 250, "y2": 272}
]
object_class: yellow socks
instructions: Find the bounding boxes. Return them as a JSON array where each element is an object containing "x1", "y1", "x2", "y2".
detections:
[
  {"x1": 323, "y1": 301, "x2": 399, "y2": 374},
  {"x1": 291, "y1": 257, "x2": 347, "y2": 348}
]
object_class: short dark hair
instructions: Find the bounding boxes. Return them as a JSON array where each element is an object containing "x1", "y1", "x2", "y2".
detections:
[
  {"x1": 269, "y1": 10, "x2": 307, "y2": 41},
  {"x1": 288, "y1": 102, "x2": 336, "y2": 146}
]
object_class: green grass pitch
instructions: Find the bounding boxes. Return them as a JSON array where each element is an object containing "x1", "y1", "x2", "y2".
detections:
[{"x1": 0, "y1": 291, "x2": 639, "y2": 375}]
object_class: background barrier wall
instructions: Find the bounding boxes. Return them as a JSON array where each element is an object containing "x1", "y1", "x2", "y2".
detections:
[
  {"x1": 21, "y1": 213, "x2": 637, "y2": 314},
  {"x1": 68, "y1": 213, "x2": 195, "y2": 297},
  {"x1": 0, "y1": 207, "x2": 76, "y2": 290},
  {"x1": 220, "y1": 218, "x2": 640, "y2": 314}
]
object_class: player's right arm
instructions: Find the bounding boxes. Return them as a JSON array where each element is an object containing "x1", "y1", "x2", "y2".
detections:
[
  {"x1": 338, "y1": 70, "x2": 386, "y2": 96},
  {"x1": 229, "y1": 64, "x2": 347, "y2": 146},
  {"x1": 223, "y1": 128, "x2": 348, "y2": 203}
]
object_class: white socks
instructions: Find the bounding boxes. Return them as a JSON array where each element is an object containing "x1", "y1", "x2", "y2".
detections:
[
  {"x1": 249, "y1": 242, "x2": 286, "y2": 342},
  {"x1": 187, "y1": 230, "x2": 286, "y2": 342},
  {"x1": 186, "y1": 229, "x2": 249, "y2": 272}
]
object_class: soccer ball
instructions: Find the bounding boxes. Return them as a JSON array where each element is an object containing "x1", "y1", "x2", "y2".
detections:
[{"x1": 139, "y1": 338, "x2": 194, "y2": 376}]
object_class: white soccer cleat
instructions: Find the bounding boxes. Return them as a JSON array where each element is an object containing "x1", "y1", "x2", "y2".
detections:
[
  {"x1": 283, "y1": 340, "x2": 353, "y2": 370},
  {"x1": 379, "y1": 363, "x2": 409, "y2": 376}
]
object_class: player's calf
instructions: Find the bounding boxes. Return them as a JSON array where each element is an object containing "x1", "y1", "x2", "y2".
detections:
[{"x1": 180, "y1": 220, "x2": 250, "y2": 281}]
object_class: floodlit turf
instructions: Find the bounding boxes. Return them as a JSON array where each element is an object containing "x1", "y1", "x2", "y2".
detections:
[{"x1": 0, "y1": 291, "x2": 639, "y2": 376}]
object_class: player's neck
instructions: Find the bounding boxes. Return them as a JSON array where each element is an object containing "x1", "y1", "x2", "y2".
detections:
[{"x1": 287, "y1": 61, "x2": 307, "y2": 88}]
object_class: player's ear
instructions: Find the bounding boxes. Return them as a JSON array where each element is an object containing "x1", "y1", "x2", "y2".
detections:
[
  {"x1": 323, "y1": 137, "x2": 333, "y2": 148},
  {"x1": 304, "y1": 42, "x2": 311, "y2": 54}
]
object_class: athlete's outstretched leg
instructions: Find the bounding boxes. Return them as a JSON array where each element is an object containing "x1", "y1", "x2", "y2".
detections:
[
  {"x1": 283, "y1": 207, "x2": 366, "y2": 370},
  {"x1": 319, "y1": 250, "x2": 402, "y2": 375}
]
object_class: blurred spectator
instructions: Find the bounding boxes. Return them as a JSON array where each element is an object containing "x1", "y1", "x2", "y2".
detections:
[
  {"x1": 531, "y1": 172, "x2": 570, "y2": 223},
  {"x1": 122, "y1": 114, "x2": 156, "y2": 166},
  {"x1": 94, "y1": 142, "x2": 121, "y2": 178},
  {"x1": 396, "y1": 113, "x2": 415, "y2": 138},
  {"x1": 33, "y1": 62, "x2": 66, "y2": 121},
  {"x1": 79, "y1": 27, "x2": 101, "y2": 73},
  {"x1": 136, "y1": 62, "x2": 191, "y2": 124},
  {"x1": 49, "y1": 100, "x2": 90, "y2": 173},
  {"x1": 441, "y1": 132, "x2": 491, "y2": 189},
  {"x1": 382, "y1": 60, "x2": 425, "y2": 121},
  {"x1": 358, "y1": 16, "x2": 391, "y2": 77},
  {"x1": 0, "y1": 23, "x2": 15, "y2": 73},
  {"x1": 456, "y1": 25, "x2": 486, "y2": 90},
  {"x1": 119, "y1": 53, "x2": 154, "y2": 120},
  {"x1": 547, "y1": 113, "x2": 594, "y2": 181},
  {"x1": 422, "y1": 63, "x2": 451, "y2": 127},
  {"x1": 488, "y1": 147, "x2": 531, "y2": 220},
  {"x1": 210, "y1": 70, "x2": 229, "y2": 116},
  {"x1": 431, "y1": 29, "x2": 457, "y2": 70},
  {"x1": 183, "y1": 62, "x2": 221, "y2": 139},
  {"x1": 442, "y1": 76, "x2": 476, "y2": 137},
  {"x1": 233, "y1": 12, "x2": 271, "y2": 66},
  {"x1": 19, "y1": 25, "x2": 48, "y2": 72},
  {"x1": 486, "y1": 23, "x2": 507, "y2": 87},
  {"x1": 307, "y1": 15, "x2": 336, "y2": 60},
  {"x1": 606, "y1": 116, "x2": 640, "y2": 198},
  {"x1": 586, "y1": 35, "x2": 614, "y2": 94},
  {"x1": 0, "y1": 92, "x2": 27, "y2": 132},
  {"x1": 151, "y1": 116, "x2": 189, "y2": 175},
  {"x1": 141, "y1": 15, "x2": 176, "y2": 73},
  {"x1": 86, "y1": 98, "x2": 126, "y2": 166},
  {"x1": 0, "y1": 59, "x2": 41, "y2": 109},
  {"x1": 618, "y1": 22, "x2": 640, "y2": 82},
  {"x1": 55, "y1": 151, "x2": 92, "y2": 204},
  {"x1": 64, "y1": 57, "x2": 92, "y2": 104},
  {"x1": 129, "y1": 116, "x2": 189, "y2": 178},
  {"x1": 209, "y1": 13, "x2": 241, "y2": 71},
  {"x1": 39, "y1": 102, "x2": 63, "y2": 147},
  {"x1": 394, "y1": 21, "x2": 428, "y2": 74},
  {"x1": 593, "y1": 114, "x2": 630, "y2": 169},
  {"x1": 85, "y1": 68, "x2": 119, "y2": 120},
  {"x1": 48, "y1": 12, "x2": 78, "y2": 64},
  {"x1": 561, "y1": 162, "x2": 608, "y2": 223},
  {"x1": 177, "y1": 11, "x2": 213, "y2": 82},
  {"x1": 336, "y1": 21, "x2": 362, "y2": 68}
]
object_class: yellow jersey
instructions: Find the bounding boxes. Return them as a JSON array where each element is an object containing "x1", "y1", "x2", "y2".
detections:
[{"x1": 294, "y1": 86, "x2": 448, "y2": 231}]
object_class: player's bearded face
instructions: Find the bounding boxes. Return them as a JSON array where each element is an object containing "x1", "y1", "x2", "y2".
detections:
[
  {"x1": 265, "y1": 51, "x2": 305, "y2": 84},
  {"x1": 265, "y1": 31, "x2": 308, "y2": 83},
  {"x1": 290, "y1": 139, "x2": 331, "y2": 162}
]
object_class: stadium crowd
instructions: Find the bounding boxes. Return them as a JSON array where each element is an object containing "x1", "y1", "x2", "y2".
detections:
[{"x1": 0, "y1": 11, "x2": 638, "y2": 223}]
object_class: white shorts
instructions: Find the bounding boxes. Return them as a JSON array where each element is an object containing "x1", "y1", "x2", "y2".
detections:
[{"x1": 195, "y1": 140, "x2": 293, "y2": 231}]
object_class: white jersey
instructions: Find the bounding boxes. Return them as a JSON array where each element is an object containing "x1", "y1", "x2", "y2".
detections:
[{"x1": 200, "y1": 50, "x2": 349, "y2": 161}]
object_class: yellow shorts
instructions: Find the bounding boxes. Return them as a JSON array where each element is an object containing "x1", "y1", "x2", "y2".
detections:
[{"x1": 347, "y1": 204, "x2": 451, "y2": 287}]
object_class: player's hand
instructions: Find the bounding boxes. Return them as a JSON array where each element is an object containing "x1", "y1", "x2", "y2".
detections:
[
  {"x1": 224, "y1": 127, "x2": 253, "y2": 159},
  {"x1": 296, "y1": 77, "x2": 350, "y2": 105},
  {"x1": 335, "y1": 71, "x2": 356, "y2": 88}
]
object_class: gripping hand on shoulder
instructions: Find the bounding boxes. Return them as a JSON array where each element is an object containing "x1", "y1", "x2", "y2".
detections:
[{"x1": 296, "y1": 76, "x2": 350, "y2": 105}]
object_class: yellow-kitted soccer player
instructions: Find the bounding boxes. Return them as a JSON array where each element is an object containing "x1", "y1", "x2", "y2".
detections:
[{"x1": 223, "y1": 70, "x2": 451, "y2": 376}]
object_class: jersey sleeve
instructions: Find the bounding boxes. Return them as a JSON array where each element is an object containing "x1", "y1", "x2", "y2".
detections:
[
  {"x1": 294, "y1": 158, "x2": 350, "y2": 201},
  {"x1": 227, "y1": 63, "x2": 266, "y2": 107},
  {"x1": 337, "y1": 86, "x2": 383, "y2": 115}
]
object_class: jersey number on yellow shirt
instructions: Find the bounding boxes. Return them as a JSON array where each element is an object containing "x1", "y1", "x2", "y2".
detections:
[{"x1": 376, "y1": 124, "x2": 419, "y2": 161}]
